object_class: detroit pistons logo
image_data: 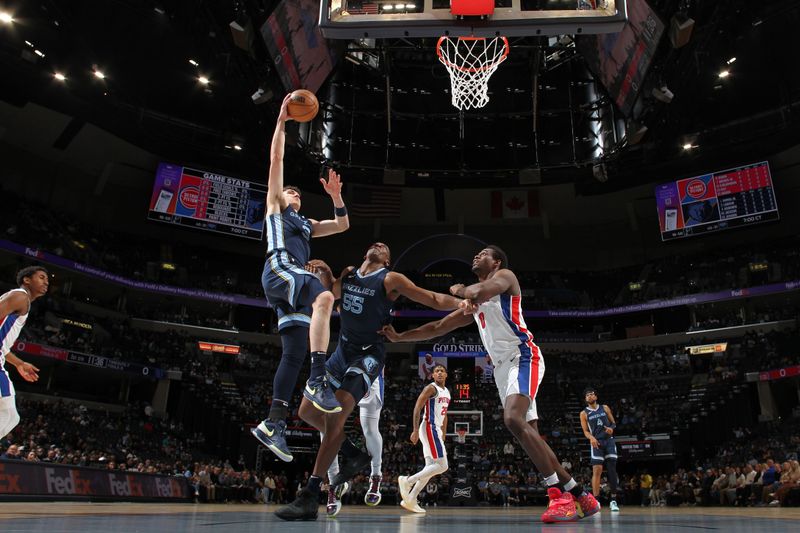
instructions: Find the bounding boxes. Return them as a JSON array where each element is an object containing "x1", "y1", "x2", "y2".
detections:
[
  {"x1": 686, "y1": 179, "x2": 707, "y2": 199},
  {"x1": 179, "y1": 187, "x2": 200, "y2": 209}
]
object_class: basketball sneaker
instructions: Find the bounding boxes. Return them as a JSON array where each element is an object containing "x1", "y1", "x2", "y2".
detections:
[
  {"x1": 610, "y1": 500, "x2": 620, "y2": 512},
  {"x1": 251, "y1": 419, "x2": 292, "y2": 462},
  {"x1": 575, "y1": 491, "x2": 601, "y2": 518},
  {"x1": 274, "y1": 488, "x2": 318, "y2": 521},
  {"x1": 398, "y1": 475, "x2": 412, "y2": 503},
  {"x1": 400, "y1": 499, "x2": 426, "y2": 514},
  {"x1": 540, "y1": 488, "x2": 579, "y2": 523},
  {"x1": 304, "y1": 376, "x2": 342, "y2": 413},
  {"x1": 329, "y1": 450, "x2": 371, "y2": 486},
  {"x1": 326, "y1": 482, "x2": 349, "y2": 517},
  {"x1": 365, "y1": 475, "x2": 382, "y2": 506}
]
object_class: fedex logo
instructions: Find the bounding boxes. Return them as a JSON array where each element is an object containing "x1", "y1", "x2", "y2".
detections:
[
  {"x1": 0, "y1": 464, "x2": 21, "y2": 493},
  {"x1": 108, "y1": 474, "x2": 144, "y2": 497},
  {"x1": 155, "y1": 477, "x2": 185, "y2": 498},
  {"x1": 46, "y1": 468, "x2": 93, "y2": 495}
]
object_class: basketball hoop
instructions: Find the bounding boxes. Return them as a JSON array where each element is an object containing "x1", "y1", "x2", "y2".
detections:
[
  {"x1": 436, "y1": 36, "x2": 509, "y2": 110},
  {"x1": 456, "y1": 427, "x2": 467, "y2": 444}
]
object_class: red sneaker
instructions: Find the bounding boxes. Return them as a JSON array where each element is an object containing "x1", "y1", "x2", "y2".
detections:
[
  {"x1": 541, "y1": 488, "x2": 579, "y2": 523},
  {"x1": 575, "y1": 491, "x2": 601, "y2": 518}
]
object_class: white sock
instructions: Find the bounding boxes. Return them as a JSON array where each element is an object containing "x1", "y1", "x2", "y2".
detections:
[
  {"x1": 563, "y1": 478, "x2": 577, "y2": 492},
  {"x1": 544, "y1": 473, "x2": 560, "y2": 487},
  {"x1": 361, "y1": 415, "x2": 383, "y2": 477}
]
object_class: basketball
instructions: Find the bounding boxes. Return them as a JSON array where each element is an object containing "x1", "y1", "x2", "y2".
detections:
[{"x1": 287, "y1": 89, "x2": 319, "y2": 123}]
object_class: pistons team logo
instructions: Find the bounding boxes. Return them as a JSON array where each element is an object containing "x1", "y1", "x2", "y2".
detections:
[
  {"x1": 686, "y1": 179, "x2": 707, "y2": 199},
  {"x1": 179, "y1": 187, "x2": 200, "y2": 209}
]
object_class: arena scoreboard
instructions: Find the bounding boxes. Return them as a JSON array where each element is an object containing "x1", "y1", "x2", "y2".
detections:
[
  {"x1": 148, "y1": 163, "x2": 266, "y2": 240},
  {"x1": 655, "y1": 161, "x2": 779, "y2": 241}
]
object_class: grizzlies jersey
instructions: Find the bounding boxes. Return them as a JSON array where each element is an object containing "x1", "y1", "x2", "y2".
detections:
[
  {"x1": 585, "y1": 405, "x2": 612, "y2": 440},
  {"x1": 265, "y1": 206, "x2": 312, "y2": 265},
  {"x1": 339, "y1": 267, "x2": 393, "y2": 345}
]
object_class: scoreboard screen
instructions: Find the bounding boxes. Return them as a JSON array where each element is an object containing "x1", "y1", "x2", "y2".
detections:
[
  {"x1": 148, "y1": 162, "x2": 266, "y2": 240},
  {"x1": 655, "y1": 161, "x2": 779, "y2": 241}
]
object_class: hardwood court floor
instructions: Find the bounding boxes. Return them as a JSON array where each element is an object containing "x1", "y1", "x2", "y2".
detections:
[{"x1": 0, "y1": 502, "x2": 798, "y2": 532}]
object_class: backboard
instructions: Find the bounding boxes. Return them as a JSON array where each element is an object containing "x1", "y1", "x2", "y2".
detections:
[{"x1": 319, "y1": 0, "x2": 627, "y2": 39}]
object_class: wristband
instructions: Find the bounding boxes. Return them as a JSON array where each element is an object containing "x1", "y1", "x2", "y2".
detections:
[{"x1": 335, "y1": 206, "x2": 348, "y2": 217}]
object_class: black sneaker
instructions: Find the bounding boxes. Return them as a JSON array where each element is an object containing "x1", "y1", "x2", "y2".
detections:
[
  {"x1": 275, "y1": 488, "x2": 319, "y2": 521},
  {"x1": 251, "y1": 419, "x2": 293, "y2": 462},
  {"x1": 329, "y1": 451, "x2": 371, "y2": 487}
]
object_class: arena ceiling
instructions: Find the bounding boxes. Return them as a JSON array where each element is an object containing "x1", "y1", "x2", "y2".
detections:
[{"x1": 1, "y1": 0, "x2": 799, "y2": 193}]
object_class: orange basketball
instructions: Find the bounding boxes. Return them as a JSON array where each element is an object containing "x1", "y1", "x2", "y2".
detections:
[{"x1": 287, "y1": 89, "x2": 319, "y2": 123}]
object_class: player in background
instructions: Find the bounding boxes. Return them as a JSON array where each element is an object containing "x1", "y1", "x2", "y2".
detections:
[
  {"x1": 382, "y1": 245, "x2": 600, "y2": 523},
  {"x1": 0, "y1": 266, "x2": 48, "y2": 438},
  {"x1": 252, "y1": 93, "x2": 351, "y2": 462},
  {"x1": 580, "y1": 388, "x2": 620, "y2": 512},
  {"x1": 421, "y1": 353, "x2": 435, "y2": 380},
  {"x1": 398, "y1": 364, "x2": 450, "y2": 513}
]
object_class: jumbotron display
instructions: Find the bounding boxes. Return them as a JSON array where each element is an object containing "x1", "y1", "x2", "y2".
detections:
[
  {"x1": 655, "y1": 161, "x2": 779, "y2": 241},
  {"x1": 147, "y1": 163, "x2": 266, "y2": 240}
]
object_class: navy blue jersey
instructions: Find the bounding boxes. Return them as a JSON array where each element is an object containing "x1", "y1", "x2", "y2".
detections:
[
  {"x1": 265, "y1": 206, "x2": 312, "y2": 265},
  {"x1": 585, "y1": 405, "x2": 613, "y2": 440},
  {"x1": 339, "y1": 267, "x2": 393, "y2": 345}
]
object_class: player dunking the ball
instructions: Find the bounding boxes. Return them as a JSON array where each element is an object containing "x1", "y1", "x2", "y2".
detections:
[
  {"x1": 0, "y1": 266, "x2": 48, "y2": 439},
  {"x1": 580, "y1": 387, "x2": 621, "y2": 512},
  {"x1": 252, "y1": 93, "x2": 350, "y2": 462},
  {"x1": 398, "y1": 364, "x2": 450, "y2": 513},
  {"x1": 382, "y1": 246, "x2": 600, "y2": 522},
  {"x1": 274, "y1": 243, "x2": 462, "y2": 520}
]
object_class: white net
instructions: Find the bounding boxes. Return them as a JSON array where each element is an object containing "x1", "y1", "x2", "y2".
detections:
[{"x1": 437, "y1": 36, "x2": 509, "y2": 111}]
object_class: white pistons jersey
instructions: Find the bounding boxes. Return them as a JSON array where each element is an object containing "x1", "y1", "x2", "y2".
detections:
[
  {"x1": 419, "y1": 382, "x2": 450, "y2": 460},
  {"x1": 473, "y1": 293, "x2": 536, "y2": 364},
  {"x1": 0, "y1": 288, "x2": 30, "y2": 398}
]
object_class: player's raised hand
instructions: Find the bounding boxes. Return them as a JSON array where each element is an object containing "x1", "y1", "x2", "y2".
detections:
[
  {"x1": 410, "y1": 430, "x2": 419, "y2": 445},
  {"x1": 278, "y1": 93, "x2": 293, "y2": 122},
  {"x1": 17, "y1": 362, "x2": 39, "y2": 382},
  {"x1": 320, "y1": 168, "x2": 343, "y2": 199},
  {"x1": 379, "y1": 324, "x2": 401, "y2": 341},
  {"x1": 305, "y1": 259, "x2": 332, "y2": 276}
]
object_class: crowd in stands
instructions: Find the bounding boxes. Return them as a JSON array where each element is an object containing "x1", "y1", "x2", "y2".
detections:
[{"x1": 4, "y1": 192, "x2": 800, "y2": 313}]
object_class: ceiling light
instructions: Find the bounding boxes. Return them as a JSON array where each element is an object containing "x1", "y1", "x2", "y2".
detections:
[
  {"x1": 405, "y1": 3, "x2": 416, "y2": 8},
  {"x1": 0, "y1": 12, "x2": 14, "y2": 24},
  {"x1": 34, "y1": 49, "x2": 45, "y2": 58},
  {"x1": 24, "y1": 40, "x2": 34, "y2": 47},
  {"x1": 718, "y1": 70, "x2": 730, "y2": 78},
  {"x1": 394, "y1": 3, "x2": 405, "y2": 9},
  {"x1": 726, "y1": 57, "x2": 736, "y2": 64},
  {"x1": 94, "y1": 70, "x2": 105, "y2": 79},
  {"x1": 682, "y1": 143, "x2": 696, "y2": 150},
  {"x1": 233, "y1": 144, "x2": 242, "y2": 151},
  {"x1": 198, "y1": 76, "x2": 210, "y2": 85},
  {"x1": 54, "y1": 72, "x2": 66, "y2": 81},
  {"x1": 383, "y1": 5, "x2": 394, "y2": 9},
  {"x1": 189, "y1": 59, "x2": 199, "y2": 66}
]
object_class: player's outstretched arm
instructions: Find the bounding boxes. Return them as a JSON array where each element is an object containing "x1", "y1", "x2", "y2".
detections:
[
  {"x1": 310, "y1": 169, "x2": 350, "y2": 238},
  {"x1": 384, "y1": 272, "x2": 462, "y2": 311},
  {"x1": 380, "y1": 310, "x2": 473, "y2": 343},
  {"x1": 5, "y1": 352, "x2": 39, "y2": 382},
  {"x1": 450, "y1": 269, "x2": 518, "y2": 304},
  {"x1": 410, "y1": 384, "x2": 437, "y2": 444},
  {"x1": 266, "y1": 94, "x2": 293, "y2": 215}
]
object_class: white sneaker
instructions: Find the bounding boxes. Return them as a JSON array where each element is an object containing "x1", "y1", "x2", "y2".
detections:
[
  {"x1": 768, "y1": 500, "x2": 780, "y2": 507},
  {"x1": 610, "y1": 500, "x2": 620, "y2": 512},
  {"x1": 398, "y1": 475, "x2": 412, "y2": 503},
  {"x1": 401, "y1": 499, "x2": 426, "y2": 513}
]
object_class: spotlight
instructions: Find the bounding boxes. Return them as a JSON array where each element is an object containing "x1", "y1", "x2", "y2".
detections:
[
  {"x1": 383, "y1": 4, "x2": 394, "y2": 9},
  {"x1": 0, "y1": 11, "x2": 14, "y2": 24},
  {"x1": 34, "y1": 49, "x2": 45, "y2": 58},
  {"x1": 726, "y1": 57, "x2": 736, "y2": 64},
  {"x1": 682, "y1": 143, "x2": 697, "y2": 150},
  {"x1": 54, "y1": 72, "x2": 66, "y2": 81},
  {"x1": 718, "y1": 70, "x2": 730, "y2": 78},
  {"x1": 189, "y1": 59, "x2": 199, "y2": 67},
  {"x1": 94, "y1": 70, "x2": 106, "y2": 79},
  {"x1": 233, "y1": 144, "x2": 242, "y2": 151},
  {"x1": 198, "y1": 76, "x2": 210, "y2": 85}
]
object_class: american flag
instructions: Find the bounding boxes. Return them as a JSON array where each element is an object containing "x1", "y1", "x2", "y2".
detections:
[
  {"x1": 350, "y1": 185, "x2": 402, "y2": 218},
  {"x1": 345, "y1": 1, "x2": 380, "y2": 14}
]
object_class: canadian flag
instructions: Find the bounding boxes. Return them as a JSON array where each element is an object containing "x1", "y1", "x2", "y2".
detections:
[{"x1": 490, "y1": 190, "x2": 539, "y2": 219}]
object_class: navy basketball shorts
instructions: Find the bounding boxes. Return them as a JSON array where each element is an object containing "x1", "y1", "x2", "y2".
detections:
[
  {"x1": 590, "y1": 437, "x2": 618, "y2": 465},
  {"x1": 262, "y1": 250, "x2": 328, "y2": 331},
  {"x1": 326, "y1": 341, "x2": 385, "y2": 402}
]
